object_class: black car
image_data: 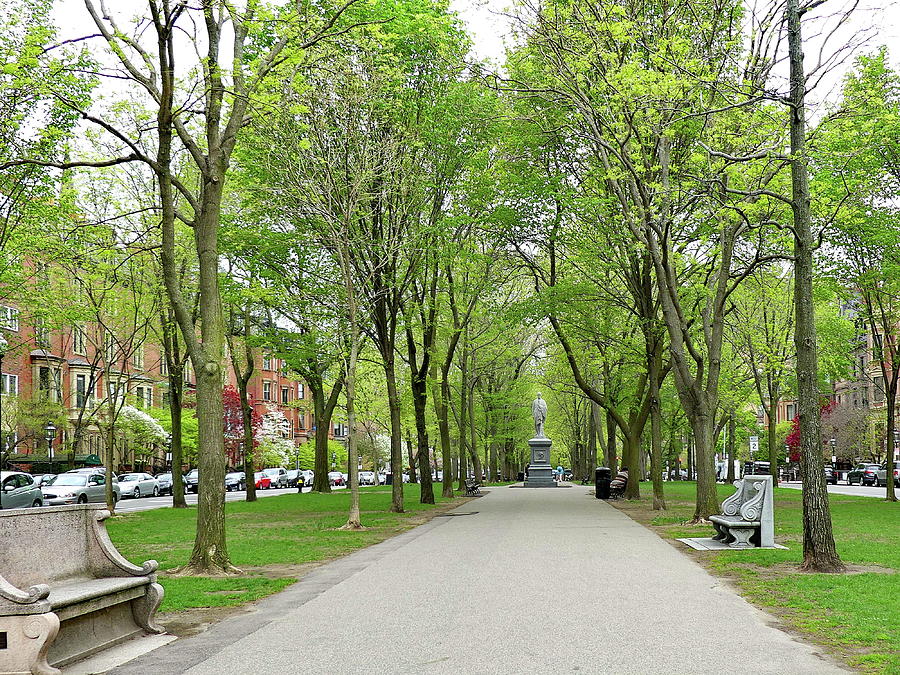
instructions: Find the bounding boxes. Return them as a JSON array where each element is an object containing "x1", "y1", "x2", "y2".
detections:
[
  {"x1": 286, "y1": 469, "x2": 302, "y2": 488},
  {"x1": 183, "y1": 469, "x2": 199, "y2": 493},
  {"x1": 823, "y1": 466, "x2": 837, "y2": 485},
  {"x1": 224, "y1": 472, "x2": 246, "y2": 491}
]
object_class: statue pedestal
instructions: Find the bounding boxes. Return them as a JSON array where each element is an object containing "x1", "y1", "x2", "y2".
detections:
[{"x1": 524, "y1": 437, "x2": 556, "y2": 488}]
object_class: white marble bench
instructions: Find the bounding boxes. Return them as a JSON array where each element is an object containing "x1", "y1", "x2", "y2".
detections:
[
  {"x1": 709, "y1": 475, "x2": 774, "y2": 548},
  {"x1": 0, "y1": 504, "x2": 164, "y2": 675}
]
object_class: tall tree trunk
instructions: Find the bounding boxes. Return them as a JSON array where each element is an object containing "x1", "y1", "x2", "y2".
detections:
[
  {"x1": 606, "y1": 410, "x2": 617, "y2": 472},
  {"x1": 623, "y1": 432, "x2": 641, "y2": 499},
  {"x1": 787, "y1": 0, "x2": 844, "y2": 572},
  {"x1": 341, "y1": 244, "x2": 363, "y2": 530},
  {"x1": 767, "y1": 396, "x2": 780, "y2": 486},
  {"x1": 384, "y1": 356, "x2": 404, "y2": 512},
  {"x1": 406, "y1": 432, "x2": 418, "y2": 483},
  {"x1": 169, "y1": 376, "x2": 187, "y2": 508},
  {"x1": 727, "y1": 414, "x2": 737, "y2": 483},
  {"x1": 648, "y1": 354, "x2": 666, "y2": 510},
  {"x1": 434, "y1": 376, "x2": 454, "y2": 497},
  {"x1": 239, "y1": 387, "x2": 256, "y2": 503},
  {"x1": 310, "y1": 389, "x2": 331, "y2": 493}
]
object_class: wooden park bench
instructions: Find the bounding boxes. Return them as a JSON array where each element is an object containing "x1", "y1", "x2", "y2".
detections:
[
  {"x1": 608, "y1": 470, "x2": 628, "y2": 499},
  {"x1": 0, "y1": 503, "x2": 164, "y2": 675},
  {"x1": 709, "y1": 475, "x2": 774, "y2": 548},
  {"x1": 464, "y1": 479, "x2": 482, "y2": 496}
]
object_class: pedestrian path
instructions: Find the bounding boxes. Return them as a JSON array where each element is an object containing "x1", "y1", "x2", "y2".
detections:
[{"x1": 112, "y1": 484, "x2": 848, "y2": 674}]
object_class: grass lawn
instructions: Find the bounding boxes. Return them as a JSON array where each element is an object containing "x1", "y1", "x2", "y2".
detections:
[
  {"x1": 613, "y1": 481, "x2": 899, "y2": 674},
  {"x1": 107, "y1": 484, "x2": 464, "y2": 620}
]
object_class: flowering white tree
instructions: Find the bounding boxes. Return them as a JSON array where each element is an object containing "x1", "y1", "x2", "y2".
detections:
[
  {"x1": 255, "y1": 403, "x2": 294, "y2": 467},
  {"x1": 119, "y1": 404, "x2": 168, "y2": 468}
]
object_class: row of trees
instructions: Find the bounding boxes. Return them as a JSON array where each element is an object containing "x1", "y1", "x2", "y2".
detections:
[{"x1": 2, "y1": 0, "x2": 899, "y2": 577}]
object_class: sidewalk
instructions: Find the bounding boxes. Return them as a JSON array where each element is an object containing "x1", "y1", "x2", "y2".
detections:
[{"x1": 111, "y1": 485, "x2": 849, "y2": 674}]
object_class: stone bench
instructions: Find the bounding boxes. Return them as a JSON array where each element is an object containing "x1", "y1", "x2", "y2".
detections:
[
  {"x1": 0, "y1": 504, "x2": 164, "y2": 675},
  {"x1": 709, "y1": 475, "x2": 774, "y2": 549}
]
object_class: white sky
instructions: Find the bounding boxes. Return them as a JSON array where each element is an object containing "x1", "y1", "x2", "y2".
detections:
[{"x1": 52, "y1": 0, "x2": 900, "y2": 101}]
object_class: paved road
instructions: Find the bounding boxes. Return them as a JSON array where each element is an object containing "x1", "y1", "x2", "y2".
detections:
[
  {"x1": 780, "y1": 481, "x2": 899, "y2": 499},
  {"x1": 113, "y1": 484, "x2": 848, "y2": 674},
  {"x1": 114, "y1": 485, "x2": 344, "y2": 513}
]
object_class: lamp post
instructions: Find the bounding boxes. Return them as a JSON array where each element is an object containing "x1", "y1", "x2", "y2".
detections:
[
  {"x1": 165, "y1": 433, "x2": 173, "y2": 471},
  {"x1": 0, "y1": 332, "x2": 6, "y2": 509},
  {"x1": 44, "y1": 421, "x2": 56, "y2": 470},
  {"x1": 830, "y1": 437, "x2": 836, "y2": 464}
]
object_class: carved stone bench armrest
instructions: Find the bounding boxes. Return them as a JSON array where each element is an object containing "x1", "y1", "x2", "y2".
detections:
[
  {"x1": 92, "y1": 510, "x2": 159, "y2": 577},
  {"x1": 0, "y1": 574, "x2": 51, "y2": 614},
  {"x1": 739, "y1": 482, "x2": 766, "y2": 522},
  {"x1": 720, "y1": 481, "x2": 744, "y2": 516}
]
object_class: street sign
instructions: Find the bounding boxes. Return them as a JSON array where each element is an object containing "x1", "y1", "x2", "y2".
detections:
[{"x1": 749, "y1": 436, "x2": 759, "y2": 453}]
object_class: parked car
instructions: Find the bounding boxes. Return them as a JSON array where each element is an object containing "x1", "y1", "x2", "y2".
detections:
[
  {"x1": 1, "y1": 471, "x2": 43, "y2": 508},
  {"x1": 847, "y1": 463, "x2": 879, "y2": 485},
  {"x1": 262, "y1": 467, "x2": 288, "y2": 489},
  {"x1": 225, "y1": 472, "x2": 246, "y2": 491},
  {"x1": 299, "y1": 470, "x2": 314, "y2": 488},
  {"x1": 743, "y1": 461, "x2": 771, "y2": 476},
  {"x1": 118, "y1": 472, "x2": 160, "y2": 499},
  {"x1": 285, "y1": 469, "x2": 301, "y2": 487},
  {"x1": 873, "y1": 461, "x2": 900, "y2": 488},
  {"x1": 156, "y1": 473, "x2": 174, "y2": 496},
  {"x1": 184, "y1": 469, "x2": 200, "y2": 493},
  {"x1": 328, "y1": 471, "x2": 345, "y2": 486},
  {"x1": 41, "y1": 471, "x2": 120, "y2": 505},
  {"x1": 253, "y1": 472, "x2": 271, "y2": 490},
  {"x1": 359, "y1": 471, "x2": 377, "y2": 486},
  {"x1": 31, "y1": 473, "x2": 56, "y2": 488},
  {"x1": 823, "y1": 466, "x2": 838, "y2": 485}
]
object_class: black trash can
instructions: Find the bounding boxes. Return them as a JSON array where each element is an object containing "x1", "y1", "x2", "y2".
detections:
[
  {"x1": 385, "y1": 472, "x2": 393, "y2": 486},
  {"x1": 516, "y1": 471, "x2": 525, "y2": 482},
  {"x1": 595, "y1": 467, "x2": 612, "y2": 499}
]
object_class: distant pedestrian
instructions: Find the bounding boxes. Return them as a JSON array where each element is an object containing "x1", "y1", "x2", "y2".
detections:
[{"x1": 556, "y1": 465, "x2": 564, "y2": 483}]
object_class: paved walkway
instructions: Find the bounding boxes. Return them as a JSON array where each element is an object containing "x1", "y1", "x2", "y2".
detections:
[{"x1": 113, "y1": 485, "x2": 849, "y2": 674}]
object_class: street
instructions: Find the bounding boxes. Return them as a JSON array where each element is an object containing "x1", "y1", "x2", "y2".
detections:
[
  {"x1": 113, "y1": 485, "x2": 346, "y2": 513},
  {"x1": 781, "y1": 481, "x2": 900, "y2": 498}
]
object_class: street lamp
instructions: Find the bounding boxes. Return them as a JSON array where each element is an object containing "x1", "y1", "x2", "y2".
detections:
[
  {"x1": 331, "y1": 451, "x2": 336, "y2": 471},
  {"x1": 0, "y1": 332, "x2": 6, "y2": 509},
  {"x1": 165, "y1": 433, "x2": 173, "y2": 471},
  {"x1": 830, "y1": 437, "x2": 836, "y2": 465},
  {"x1": 44, "y1": 422, "x2": 56, "y2": 468}
]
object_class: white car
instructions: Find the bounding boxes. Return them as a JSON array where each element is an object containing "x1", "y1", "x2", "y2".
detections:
[
  {"x1": 262, "y1": 467, "x2": 288, "y2": 488},
  {"x1": 42, "y1": 472, "x2": 121, "y2": 505},
  {"x1": 299, "y1": 470, "x2": 314, "y2": 487},
  {"x1": 117, "y1": 472, "x2": 160, "y2": 498},
  {"x1": 359, "y1": 471, "x2": 377, "y2": 486}
]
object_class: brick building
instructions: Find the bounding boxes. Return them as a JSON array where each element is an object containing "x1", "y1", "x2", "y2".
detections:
[{"x1": 0, "y1": 299, "x2": 338, "y2": 474}]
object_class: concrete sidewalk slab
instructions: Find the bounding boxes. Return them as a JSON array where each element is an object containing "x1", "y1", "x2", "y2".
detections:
[{"x1": 111, "y1": 485, "x2": 849, "y2": 675}]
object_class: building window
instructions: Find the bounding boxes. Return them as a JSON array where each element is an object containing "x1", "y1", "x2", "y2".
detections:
[
  {"x1": 280, "y1": 362, "x2": 288, "y2": 376},
  {"x1": 39, "y1": 367, "x2": 61, "y2": 402},
  {"x1": 297, "y1": 383, "x2": 305, "y2": 399},
  {"x1": 135, "y1": 385, "x2": 152, "y2": 408},
  {"x1": 35, "y1": 318, "x2": 50, "y2": 349},
  {"x1": 76, "y1": 373, "x2": 89, "y2": 408},
  {"x1": 132, "y1": 345, "x2": 144, "y2": 369},
  {"x1": 281, "y1": 386, "x2": 289, "y2": 405},
  {"x1": 105, "y1": 332, "x2": 118, "y2": 364},
  {"x1": 874, "y1": 377, "x2": 885, "y2": 404},
  {"x1": 72, "y1": 324, "x2": 87, "y2": 355},
  {"x1": 107, "y1": 381, "x2": 124, "y2": 403},
  {"x1": 263, "y1": 381, "x2": 272, "y2": 401},
  {"x1": 262, "y1": 356, "x2": 272, "y2": 371},
  {"x1": 298, "y1": 413, "x2": 305, "y2": 430},
  {"x1": 0, "y1": 306, "x2": 18, "y2": 331},
  {"x1": 159, "y1": 357, "x2": 168, "y2": 376},
  {"x1": 1, "y1": 373, "x2": 18, "y2": 396},
  {"x1": 786, "y1": 403, "x2": 795, "y2": 420}
]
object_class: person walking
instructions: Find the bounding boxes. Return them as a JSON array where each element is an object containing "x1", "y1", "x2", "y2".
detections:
[{"x1": 556, "y1": 465, "x2": 564, "y2": 483}]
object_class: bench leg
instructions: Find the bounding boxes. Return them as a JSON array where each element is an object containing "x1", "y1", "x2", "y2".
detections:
[
  {"x1": 728, "y1": 527, "x2": 756, "y2": 549},
  {"x1": 131, "y1": 582, "x2": 165, "y2": 634},
  {"x1": 0, "y1": 612, "x2": 61, "y2": 675}
]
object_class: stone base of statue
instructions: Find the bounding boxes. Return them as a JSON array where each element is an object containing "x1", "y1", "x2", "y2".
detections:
[{"x1": 524, "y1": 437, "x2": 556, "y2": 487}]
